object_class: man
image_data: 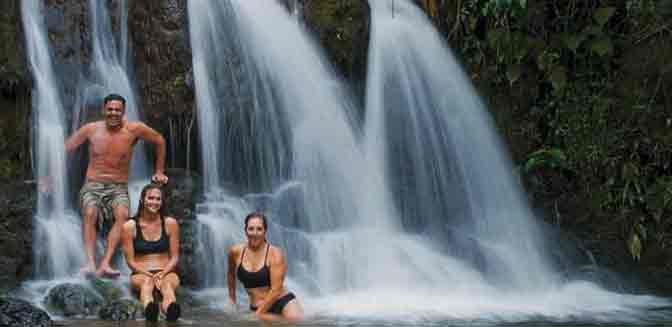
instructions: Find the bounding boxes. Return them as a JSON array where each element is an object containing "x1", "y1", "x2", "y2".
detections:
[{"x1": 65, "y1": 93, "x2": 168, "y2": 277}]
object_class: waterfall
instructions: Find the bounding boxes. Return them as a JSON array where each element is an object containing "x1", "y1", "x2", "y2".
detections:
[
  {"x1": 186, "y1": 0, "x2": 671, "y2": 322},
  {"x1": 22, "y1": 0, "x2": 85, "y2": 279},
  {"x1": 365, "y1": 0, "x2": 554, "y2": 290},
  {"x1": 188, "y1": 0, "x2": 402, "y2": 293}
]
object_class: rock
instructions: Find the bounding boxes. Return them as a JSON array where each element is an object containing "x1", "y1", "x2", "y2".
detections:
[
  {"x1": 98, "y1": 299, "x2": 139, "y2": 321},
  {"x1": 0, "y1": 297, "x2": 51, "y2": 327},
  {"x1": 0, "y1": 181, "x2": 36, "y2": 291},
  {"x1": 88, "y1": 278, "x2": 123, "y2": 303},
  {"x1": 44, "y1": 283, "x2": 103, "y2": 317},
  {"x1": 165, "y1": 169, "x2": 200, "y2": 287}
]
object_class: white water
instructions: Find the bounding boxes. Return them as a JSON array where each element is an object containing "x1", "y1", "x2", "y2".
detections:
[
  {"x1": 188, "y1": 0, "x2": 403, "y2": 295},
  {"x1": 22, "y1": 0, "x2": 85, "y2": 279},
  {"x1": 366, "y1": 0, "x2": 554, "y2": 292},
  {"x1": 186, "y1": 0, "x2": 672, "y2": 323},
  {"x1": 356, "y1": 0, "x2": 672, "y2": 322}
]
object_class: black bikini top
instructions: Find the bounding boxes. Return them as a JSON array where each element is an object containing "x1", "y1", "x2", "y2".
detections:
[
  {"x1": 133, "y1": 216, "x2": 170, "y2": 255},
  {"x1": 237, "y1": 244, "x2": 271, "y2": 289}
]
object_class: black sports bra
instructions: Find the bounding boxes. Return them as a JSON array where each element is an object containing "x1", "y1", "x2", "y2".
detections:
[
  {"x1": 237, "y1": 244, "x2": 271, "y2": 289},
  {"x1": 133, "y1": 216, "x2": 170, "y2": 255}
]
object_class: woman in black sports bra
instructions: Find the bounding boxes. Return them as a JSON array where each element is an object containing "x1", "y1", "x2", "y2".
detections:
[
  {"x1": 227, "y1": 212, "x2": 303, "y2": 322},
  {"x1": 120, "y1": 183, "x2": 181, "y2": 322}
]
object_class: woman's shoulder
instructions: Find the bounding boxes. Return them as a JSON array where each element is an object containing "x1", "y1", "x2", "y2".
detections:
[
  {"x1": 123, "y1": 218, "x2": 137, "y2": 229},
  {"x1": 122, "y1": 219, "x2": 136, "y2": 236},
  {"x1": 268, "y1": 244, "x2": 285, "y2": 261},
  {"x1": 164, "y1": 216, "x2": 179, "y2": 225},
  {"x1": 228, "y1": 243, "x2": 245, "y2": 255}
]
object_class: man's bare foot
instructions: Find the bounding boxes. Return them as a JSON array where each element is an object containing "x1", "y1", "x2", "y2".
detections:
[
  {"x1": 95, "y1": 265, "x2": 121, "y2": 278},
  {"x1": 79, "y1": 263, "x2": 96, "y2": 278}
]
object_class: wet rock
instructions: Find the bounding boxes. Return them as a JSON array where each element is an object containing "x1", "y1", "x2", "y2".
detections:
[
  {"x1": 303, "y1": 0, "x2": 369, "y2": 80},
  {"x1": 98, "y1": 299, "x2": 138, "y2": 321},
  {"x1": 44, "y1": 283, "x2": 103, "y2": 317},
  {"x1": 175, "y1": 287, "x2": 205, "y2": 311},
  {"x1": 0, "y1": 181, "x2": 35, "y2": 292},
  {"x1": 0, "y1": 297, "x2": 51, "y2": 327},
  {"x1": 165, "y1": 169, "x2": 200, "y2": 287},
  {"x1": 88, "y1": 278, "x2": 123, "y2": 303}
]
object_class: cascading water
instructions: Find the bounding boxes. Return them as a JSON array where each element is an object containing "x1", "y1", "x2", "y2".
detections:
[
  {"x1": 357, "y1": 0, "x2": 671, "y2": 322},
  {"x1": 22, "y1": 0, "x2": 85, "y2": 279},
  {"x1": 365, "y1": 0, "x2": 554, "y2": 291},
  {"x1": 188, "y1": 0, "x2": 671, "y2": 323},
  {"x1": 188, "y1": 0, "x2": 420, "y2": 297}
]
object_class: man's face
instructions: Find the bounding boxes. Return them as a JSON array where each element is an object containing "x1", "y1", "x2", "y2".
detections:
[{"x1": 104, "y1": 100, "x2": 125, "y2": 128}]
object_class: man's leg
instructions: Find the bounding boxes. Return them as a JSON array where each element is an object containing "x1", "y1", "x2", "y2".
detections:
[
  {"x1": 81, "y1": 205, "x2": 98, "y2": 274},
  {"x1": 96, "y1": 204, "x2": 128, "y2": 277}
]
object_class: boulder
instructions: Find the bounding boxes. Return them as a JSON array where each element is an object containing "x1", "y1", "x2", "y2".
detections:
[
  {"x1": 98, "y1": 299, "x2": 139, "y2": 321},
  {"x1": 0, "y1": 297, "x2": 51, "y2": 327},
  {"x1": 44, "y1": 283, "x2": 103, "y2": 317}
]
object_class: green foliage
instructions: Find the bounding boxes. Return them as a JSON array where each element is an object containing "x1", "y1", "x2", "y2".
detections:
[
  {"x1": 523, "y1": 148, "x2": 569, "y2": 173},
  {"x1": 441, "y1": 0, "x2": 672, "y2": 262}
]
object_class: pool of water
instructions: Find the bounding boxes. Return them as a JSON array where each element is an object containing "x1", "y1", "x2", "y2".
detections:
[{"x1": 54, "y1": 306, "x2": 672, "y2": 327}]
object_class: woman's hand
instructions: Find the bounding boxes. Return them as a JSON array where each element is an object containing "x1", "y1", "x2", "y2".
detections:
[{"x1": 152, "y1": 270, "x2": 166, "y2": 289}]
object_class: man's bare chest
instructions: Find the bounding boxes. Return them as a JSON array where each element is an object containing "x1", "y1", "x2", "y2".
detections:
[{"x1": 88, "y1": 131, "x2": 137, "y2": 156}]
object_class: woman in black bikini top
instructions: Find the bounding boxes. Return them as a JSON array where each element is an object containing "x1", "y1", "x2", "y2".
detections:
[
  {"x1": 121, "y1": 183, "x2": 181, "y2": 322},
  {"x1": 227, "y1": 212, "x2": 304, "y2": 322}
]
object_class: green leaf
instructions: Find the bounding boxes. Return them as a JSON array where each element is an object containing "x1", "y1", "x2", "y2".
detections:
[
  {"x1": 628, "y1": 230, "x2": 642, "y2": 261},
  {"x1": 523, "y1": 148, "x2": 568, "y2": 173},
  {"x1": 590, "y1": 37, "x2": 614, "y2": 57},
  {"x1": 487, "y1": 29, "x2": 504, "y2": 49},
  {"x1": 549, "y1": 66, "x2": 567, "y2": 90},
  {"x1": 506, "y1": 64, "x2": 521, "y2": 84},
  {"x1": 562, "y1": 34, "x2": 586, "y2": 52},
  {"x1": 594, "y1": 7, "x2": 617, "y2": 26},
  {"x1": 621, "y1": 162, "x2": 639, "y2": 181}
]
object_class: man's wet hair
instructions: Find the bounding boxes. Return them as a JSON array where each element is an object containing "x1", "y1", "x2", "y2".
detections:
[{"x1": 103, "y1": 93, "x2": 126, "y2": 108}]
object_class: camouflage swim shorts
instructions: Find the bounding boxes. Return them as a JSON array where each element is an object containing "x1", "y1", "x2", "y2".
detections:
[{"x1": 79, "y1": 181, "x2": 130, "y2": 236}]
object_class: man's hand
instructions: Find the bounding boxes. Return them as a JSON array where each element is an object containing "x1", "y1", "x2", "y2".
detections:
[{"x1": 151, "y1": 172, "x2": 168, "y2": 185}]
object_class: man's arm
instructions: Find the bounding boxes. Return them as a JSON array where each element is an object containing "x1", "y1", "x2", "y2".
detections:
[
  {"x1": 65, "y1": 123, "x2": 93, "y2": 153},
  {"x1": 134, "y1": 122, "x2": 168, "y2": 184}
]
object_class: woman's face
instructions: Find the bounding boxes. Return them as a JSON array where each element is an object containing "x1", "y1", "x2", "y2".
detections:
[
  {"x1": 245, "y1": 217, "x2": 266, "y2": 246},
  {"x1": 143, "y1": 188, "x2": 162, "y2": 214}
]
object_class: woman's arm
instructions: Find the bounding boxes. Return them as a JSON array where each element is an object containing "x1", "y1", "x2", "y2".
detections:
[
  {"x1": 120, "y1": 221, "x2": 154, "y2": 277},
  {"x1": 227, "y1": 245, "x2": 239, "y2": 305},
  {"x1": 159, "y1": 217, "x2": 180, "y2": 274},
  {"x1": 255, "y1": 247, "x2": 287, "y2": 315}
]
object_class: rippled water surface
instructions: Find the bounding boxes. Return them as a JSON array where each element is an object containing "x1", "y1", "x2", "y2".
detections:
[{"x1": 54, "y1": 307, "x2": 672, "y2": 327}]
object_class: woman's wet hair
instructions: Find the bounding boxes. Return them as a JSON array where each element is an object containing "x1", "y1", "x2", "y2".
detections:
[
  {"x1": 133, "y1": 183, "x2": 165, "y2": 219},
  {"x1": 244, "y1": 212, "x2": 268, "y2": 230}
]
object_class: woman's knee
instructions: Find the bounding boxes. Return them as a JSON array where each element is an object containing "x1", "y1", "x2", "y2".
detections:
[{"x1": 283, "y1": 302, "x2": 303, "y2": 321}]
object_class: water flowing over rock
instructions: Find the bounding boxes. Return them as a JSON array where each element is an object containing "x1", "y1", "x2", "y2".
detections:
[{"x1": 0, "y1": 297, "x2": 51, "y2": 327}]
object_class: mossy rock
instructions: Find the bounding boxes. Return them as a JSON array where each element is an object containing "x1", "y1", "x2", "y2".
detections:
[
  {"x1": 44, "y1": 283, "x2": 104, "y2": 317},
  {"x1": 98, "y1": 299, "x2": 138, "y2": 321},
  {"x1": 88, "y1": 278, "x2": 123, "y2": 303}
]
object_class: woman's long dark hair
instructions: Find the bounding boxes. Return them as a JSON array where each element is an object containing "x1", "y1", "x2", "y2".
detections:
[
  {"x1": 244, "y1": 211, "x2": 268, "y2": 230},
  {"x1": 133, "y1": 183, "x2": 166, "y2": 220}
]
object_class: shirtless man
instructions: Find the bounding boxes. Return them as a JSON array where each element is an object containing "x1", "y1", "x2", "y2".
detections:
[{"x1": 65, "y1": 93, "x2": 168, "y2": 277}]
